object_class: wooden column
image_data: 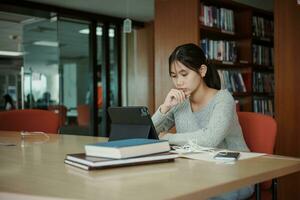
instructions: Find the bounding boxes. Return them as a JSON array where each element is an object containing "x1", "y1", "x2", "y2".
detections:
[
  {"x1": 274, "y1": 0, "x2": 300, "y2": 199},
  {"x1": 154, "y1": 0, "x2": 199, "y2": 109},
  {"x1": 127, "y1": 23, "x2": 154, "y2": 113}
]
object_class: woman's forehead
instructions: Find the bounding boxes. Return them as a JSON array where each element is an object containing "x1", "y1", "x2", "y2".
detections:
[{"x1": 171, "y1": 61, "x2": 190, "y2": 73}]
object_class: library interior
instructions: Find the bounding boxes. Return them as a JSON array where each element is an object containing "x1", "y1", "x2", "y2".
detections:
[{"x1": 0, "y1": 0, "x2": 300, "y2": 200}]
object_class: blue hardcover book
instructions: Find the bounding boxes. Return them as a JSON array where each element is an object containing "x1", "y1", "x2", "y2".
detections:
[{"x1": 85, "y1": 139, "x2": 170, "y2": 159}]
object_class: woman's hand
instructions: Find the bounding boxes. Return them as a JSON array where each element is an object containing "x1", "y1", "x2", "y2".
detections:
[
  {"x1": 160, "y1": 89, "x2": 186, "y2": 114},
  {"x1": 159, "y1": 131, "x2": 168, "y2": 139}
]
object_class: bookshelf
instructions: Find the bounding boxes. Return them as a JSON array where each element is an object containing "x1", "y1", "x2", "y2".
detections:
[
  {"x1": 199, "y1": 0, "x2": 274, "y2": 115},
  {"x1": 155, "y1": 0, "x2": 274, "y2": 115}
]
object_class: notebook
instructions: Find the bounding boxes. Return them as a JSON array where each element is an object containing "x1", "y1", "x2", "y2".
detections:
[{"x1": 65, "y1": 152, "x2": 178, "y2": 170}]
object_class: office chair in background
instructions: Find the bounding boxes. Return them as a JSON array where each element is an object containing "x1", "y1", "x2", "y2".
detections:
[
  {"x1": 238, "y1": 112, "x2": 277, "y2": 200},
  {"x1": 48, "y1": 105, "x2": 67, "y2": 127},
  {"x1": 77, "y1": 104, "x2": 90, "y2": 127},
  {"x1": 0, "y1": 109, "x2": 60, "y2": 134}
]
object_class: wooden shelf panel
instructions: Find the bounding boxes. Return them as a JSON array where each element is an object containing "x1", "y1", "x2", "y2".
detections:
[
  {"x1": 253, "y1": 93, "x2": 274, "y2": 97},
  {"x1": 232, "y1": 92, "x2": 252, "y2": 97},
  {"x1": 252, "y1": 8, "x2": 274, "y2": 19},
  {"x1": 232, "y1": 92, "x2": 274, "y2": 98},
  {"x1": 209, "y1": 60, "x2": 251, "y2": 69},
  {"x1": 252, "y1": 36, "x2": 274, "y2": 46},
  {"x1": 201, "y1": 0, "x2": 249, "y2": 10},
  {"x1": 253, "y1": 65, "x2": 274, "y2": 72},
  {"x1": 200, "y1": 25, "x2": 237, "y2": 40}
]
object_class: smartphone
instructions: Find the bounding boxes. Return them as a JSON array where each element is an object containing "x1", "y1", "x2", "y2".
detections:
[{"x1": 213, "y1": 151, "x2": 240, "y2": 161}]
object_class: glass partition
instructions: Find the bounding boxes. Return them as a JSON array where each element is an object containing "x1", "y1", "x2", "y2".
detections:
[
  {"x1": 97, "y1": 24, "x2": 120, "y2": 136},
  {"x1": 108, "y1": 25, "x2": 119, "y2": 107},
  {"x1": 0, "y1": 8, "x2": 121, "y2": 136},
  {"x1": 58, "y1": 18, "x2": 92, "y2": 135},
  {"x1": 23, "y1": 17, "x2": 59, "y2": 110}
]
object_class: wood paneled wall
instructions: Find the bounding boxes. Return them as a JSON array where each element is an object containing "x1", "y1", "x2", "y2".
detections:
[
  {"x1": 154, "y1": 0, "x2": 199, "y2": 109},
  {"x1": 127, "y1": 23, "x2": 154, "y2": 114},
  {"x1": 274, "y1": 0, "x2": 300, "y2": 199}
]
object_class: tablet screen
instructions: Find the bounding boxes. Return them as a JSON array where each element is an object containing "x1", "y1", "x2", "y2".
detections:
[{"x1": 108, "y1": 106, "x2": 159, "y2": 141}]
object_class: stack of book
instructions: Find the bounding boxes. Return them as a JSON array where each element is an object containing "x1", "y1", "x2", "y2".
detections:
[{"x1": 64, "y1": 139, "x2": 177, "y2": 170}]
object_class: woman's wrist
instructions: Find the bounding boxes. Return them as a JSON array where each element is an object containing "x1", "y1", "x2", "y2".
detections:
[{"x1": 160, "y1": 104, "x2": 171, "y2": 114}]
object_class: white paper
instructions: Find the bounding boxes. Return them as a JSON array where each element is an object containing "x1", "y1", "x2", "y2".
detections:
[{"x1": 176, "y1": 150, "x2": 266, "y2": 163}]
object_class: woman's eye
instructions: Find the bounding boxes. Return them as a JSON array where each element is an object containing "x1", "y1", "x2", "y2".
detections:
[{"x1": 181, "y1": 73, "x2": 188, "y2": 77}]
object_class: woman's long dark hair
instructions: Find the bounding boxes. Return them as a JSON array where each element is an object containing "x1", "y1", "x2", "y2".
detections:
[{"x1": 169, "y1": 43, "x2": 220, "y2": 90}]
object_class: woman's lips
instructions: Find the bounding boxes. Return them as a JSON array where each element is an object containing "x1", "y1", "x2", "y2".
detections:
[{"x1": 178, "y1": 88, "x2": 187, "y2": 91}]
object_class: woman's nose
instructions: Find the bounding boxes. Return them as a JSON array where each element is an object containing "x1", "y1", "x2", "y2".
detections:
[{"x1": 176, "y1": 79, "x2": 183, "y2": 86}]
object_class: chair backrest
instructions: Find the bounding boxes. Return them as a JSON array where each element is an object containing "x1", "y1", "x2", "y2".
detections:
[
  {"x1": 48, "y1": 105, "x2": 67, "y2": 127},
  {"x1": 77, "y1": 104, "x2": 89, "y2": 126},
  {"x1": 0, "y1": 109, "x2": 60, "y2": 134},
  {"x1": 237, "y1": 112, "x2": 277, "y2": 154},
  {"x1": 237, "y1": 112, "x2": 277, "y2": 190}
]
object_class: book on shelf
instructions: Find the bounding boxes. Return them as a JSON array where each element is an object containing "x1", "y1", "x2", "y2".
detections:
[
  {"x1": 64, "y1": 152, "x2": 178, "y2": 170},
  {"x1": 201, "y1": 39, "x2": 237, "y2": 63},
  {"x1": 252, "y1": 16, "x2": 274, "y2": 38},
  {"x1": 242, "y1": 73, "x2": 252, "y2": 93},
  {"x1": 252, "y1": 45, "x2": 274, "y2": 66},
  {"x1": 253, "y1": 98, "x2": 274, "y2": 116},
  {"x1": 217, "y1": 70, "x2": 248, "y2": 93},
  {"x1": 253, "y1": 72, "x2": 274, "y2": 93},
  {"x1": 200, "y1": 3, "x2": 235, "y2": 33},
  {"x1": 85, "y1": 138, "x2": 170, "y2": 159}
]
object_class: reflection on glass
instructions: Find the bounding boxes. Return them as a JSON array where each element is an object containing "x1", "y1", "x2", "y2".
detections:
[
  {"x1": 58, "y1": 19, "x2": 90, "y2": 132},
  {"x1": 23, "y1": 18, "x2": 59, "y2": 110},
  {"x1": 96, "y1": 25, "x2": 119, "y2": 136},
  {"x1": 97, "y1": 24, "x2": 104, "y2": 136},
  {"x1": 108, "y1": 26, "x2": 119, "y2": 107}
]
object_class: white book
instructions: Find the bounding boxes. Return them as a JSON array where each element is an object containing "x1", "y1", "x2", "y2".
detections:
[{"x1": 238, "y1": 72, "x2": 247, "y2": 92}]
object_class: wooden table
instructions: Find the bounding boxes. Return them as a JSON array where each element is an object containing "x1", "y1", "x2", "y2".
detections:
[{"x1": 1, "y1": 131, "x2": 300, "y2": 200}]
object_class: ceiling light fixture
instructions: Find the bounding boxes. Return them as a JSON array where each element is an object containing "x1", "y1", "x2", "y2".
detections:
[
  {"x1": 33, "y1": 41, "x2": 59, "y2": 47},
  {"x1": 79, "y1": 27, "x2": 102, "y2": 36},
  {"x1": 123, "y1": 0, "x2": 132, "y2": 33},
  {"x1": 0, "y1": 51, "x2": 23, "y2": 56}
]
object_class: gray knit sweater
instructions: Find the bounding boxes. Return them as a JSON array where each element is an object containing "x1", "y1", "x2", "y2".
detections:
[{"x1": 152, "y1": 89, "x2": 249, "y2": 152}]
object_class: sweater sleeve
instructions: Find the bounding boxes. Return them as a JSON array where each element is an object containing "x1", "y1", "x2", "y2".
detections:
[
  {"x1": 151, "y1": 106, "x2": 175, "y2": 133},
  {"x1": 161, "y1": 95, "x2": 235, "y2": 147}
]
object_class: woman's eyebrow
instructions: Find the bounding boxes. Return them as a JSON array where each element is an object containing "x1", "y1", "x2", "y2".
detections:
[
  {"x1": 171, "y1": 69, "x2": 187, "y2": 74},
  {"x1": 178, "y1": 69, "x2": 187, "y2": 73}
]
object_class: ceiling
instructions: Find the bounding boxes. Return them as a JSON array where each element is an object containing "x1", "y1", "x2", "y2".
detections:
[
  {"x1": 0, "y1": 12, "x2": 31, "y2": 52},
  {"x1": 0, "y1": 11, "x2": 94, "y2": 75},
  {"x1": 26, "y1": 0, "x2": 273, "y2": 22},
  {"x1": 0, "y1": 0, "x2": 156, "y2": 71},
  {"x1": 27, "y1": 0, "x2": 155, "y2": 22}
]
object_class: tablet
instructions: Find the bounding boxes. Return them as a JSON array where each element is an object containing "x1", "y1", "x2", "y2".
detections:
[{"x1": 108, "y1": 106, "x2": 159, "y2": 141}]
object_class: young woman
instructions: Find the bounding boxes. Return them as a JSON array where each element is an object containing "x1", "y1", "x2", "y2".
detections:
[{"x1": 152, "y1": 43, "x2": 253, "y2": 200}]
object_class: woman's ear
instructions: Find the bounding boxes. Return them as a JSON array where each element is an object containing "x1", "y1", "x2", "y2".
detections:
[{"x1": 199, "y1": 65, "x2": 207, "y2": 78}]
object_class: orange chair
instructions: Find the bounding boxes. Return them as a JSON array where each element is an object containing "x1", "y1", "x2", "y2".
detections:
[
  {"x1": 237, "y1": 112, "x2": 277, "y2": 200},
  {"x1": 77, "y1": 104, "x2": 90, "y2": 126},
  {"x1": 0, "y1": 109, "x2": 60, "y2": 133},
  {"x1": 48, "y1": 105, "x2": 67, "y2": 127}
]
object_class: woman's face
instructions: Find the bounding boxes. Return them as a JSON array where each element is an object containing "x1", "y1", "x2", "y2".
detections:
[{"x1": 170, "y1": 61, "x2": 204, "y2": 96}]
